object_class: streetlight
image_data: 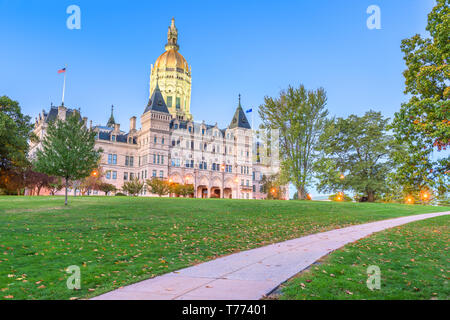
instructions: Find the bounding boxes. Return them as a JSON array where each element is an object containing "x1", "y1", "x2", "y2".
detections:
[
  {"x1": 221, "y1": 164, "x2": 225, "y2": 199},
  {"x1": 420, "y1": 190, "x2": 431, "y2": 203},
  {"x1": 91, "y1": 170, "x2": 99, "y2": 177},
  {"x1": 340, "y1": 174, "x2": 345, "y2": 180},
  {"x1": 405, "y1": 196, "x2": 414, "y2": 205}
]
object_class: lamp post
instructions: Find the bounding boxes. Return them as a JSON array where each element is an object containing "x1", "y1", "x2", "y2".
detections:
[
  {"x1": 271, "y1": 187, "x2": 276, "y2": 199},
  {"x1": 420, "y1": 190, "x2": 431, "y2": 204},
  {"x1": 221, "y1": 164, "x2": 225, "y2": 199},
  {"x1": 406, "y1": 195, "x2": 415, "y2": 205},
  {"x1": 339, "y1": 173, "x2": 345, "y2": 202}
]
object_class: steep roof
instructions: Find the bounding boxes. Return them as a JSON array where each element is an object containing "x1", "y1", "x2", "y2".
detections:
[
  {"x1": 107, "y1": 105, "x2": 116, "y2": 127},
  {"x1": 43, "y1": 106, "x2": 81, "y2": 123},
  {"x1": 229, "y1": 96, "x2": 251, "y2": 129},
  {"x1": 144, "y1": 83, "x2": 170, "y2": 114}
]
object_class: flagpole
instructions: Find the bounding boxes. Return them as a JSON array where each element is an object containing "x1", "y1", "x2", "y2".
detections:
[
  {"x1": 252, "y1": 108, "x2": 254, "y2": 132},
  {"x1": 62, "y1": 65, "x2": 67, "y2": 106}
]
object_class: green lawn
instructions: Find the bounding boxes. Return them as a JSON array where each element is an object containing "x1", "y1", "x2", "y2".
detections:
[
  {"x1": 0, "y1": 196, "x2": 448, "y2": 300},
  {"x1": 279, "y1": 215, "x2": 449, "y2": 300}
]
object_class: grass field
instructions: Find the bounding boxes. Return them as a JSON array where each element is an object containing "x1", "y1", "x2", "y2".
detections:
[
  {"x1": 0, "y1": 196, "x2": 448, "y2": 300},
  {"x1": 279, "y1": 215, "x2": 449, "y2": 300}
]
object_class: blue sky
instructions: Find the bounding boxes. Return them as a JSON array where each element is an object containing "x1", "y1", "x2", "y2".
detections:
[{"x1": 0, "y1": 0, "x2": 438, "y2": 197}]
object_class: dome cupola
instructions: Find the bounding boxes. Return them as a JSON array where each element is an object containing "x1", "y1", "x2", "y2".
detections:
[{"x1": 149, "y1": 18, "x2": 193, "y2": 121}]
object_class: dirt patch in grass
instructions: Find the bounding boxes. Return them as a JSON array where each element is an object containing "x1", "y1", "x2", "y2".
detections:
[{"x1": 4, "y1": 207, "x2": 68, "y2": 214}]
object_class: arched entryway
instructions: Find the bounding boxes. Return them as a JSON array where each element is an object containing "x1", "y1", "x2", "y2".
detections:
[
  {"x1": 210, "y1": 187, "x2": 221, "y2": 198},
  {"x1": 224, "y1": 188, "x2": 233, "y2": 199},
  {"x1": 197, "y1": 185, "x2": 208, "y2": 198}
]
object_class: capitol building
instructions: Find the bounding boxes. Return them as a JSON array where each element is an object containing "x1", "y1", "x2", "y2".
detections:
[{"x1": 31, "y1": 19, "x2": 285, "y2": 200}]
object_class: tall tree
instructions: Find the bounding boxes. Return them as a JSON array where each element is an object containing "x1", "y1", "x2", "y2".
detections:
[
  {"x1": 34, "y1": 113, "x2": 102, "y2": 205},
  {"x1": 0, "y1": 96, "x2": 35, "y2": 192},
  {"x1": 259, "y1": 85, "x2": 328, "y2": 199},
  {"x1": 315, "y1": 111, "x2": 399, "y2": 202},
  {"x1": 392, "y1": 0, "x2": 449, "y2": 193}
]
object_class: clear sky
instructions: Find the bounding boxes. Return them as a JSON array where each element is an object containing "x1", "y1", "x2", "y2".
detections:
[{"x1": 0, "y1": 0, "x2": 438, "y2": 197}]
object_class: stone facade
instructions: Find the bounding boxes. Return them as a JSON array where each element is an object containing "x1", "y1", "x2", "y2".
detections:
[{"x1": 29, "y1": 19, "x2": 286, "y2": 200}]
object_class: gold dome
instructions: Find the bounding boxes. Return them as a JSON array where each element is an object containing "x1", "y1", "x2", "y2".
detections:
[{"x1": 154, "y1": 49, "x2": 189, "y2": 73}]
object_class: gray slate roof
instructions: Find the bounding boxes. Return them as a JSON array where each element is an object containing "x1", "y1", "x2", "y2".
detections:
[
  {"x1": 229, "y1": 106, "x2": 251, "y2": 129},
  {"x1": 144, "y1": 83, "x2": 170, "y2": 114},
  {"x1": 43, "y1": 106, "x2": 81, "y2": 123}
]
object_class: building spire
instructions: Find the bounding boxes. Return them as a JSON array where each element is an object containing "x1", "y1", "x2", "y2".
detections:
[
  {"x1": 229, "y1": 94, "x2": 251, "y2": 129},
  {"x1": 165, "y1": 17, "x2": 179, "y2": 51},
  {"x1": 107, "y1": 105, "x2": 116, "y2": 128}
]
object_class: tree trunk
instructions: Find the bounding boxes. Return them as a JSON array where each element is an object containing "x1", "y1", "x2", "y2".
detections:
[
  {"x1": 367, "y1": 191, "x2": 375, "y2": 202},
  {"x1": 297, "y1": 186, "x2": 308, "y2": 200},
  {"x1": 65, "y1": 178, "x2": 68, "y2": 206}
]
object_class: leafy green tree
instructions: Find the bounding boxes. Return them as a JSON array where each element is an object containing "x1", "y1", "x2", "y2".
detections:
[
  {"x1": 392, "y1": 0, "x2": 449, "y2": 193},
  {"x1": 98, "y1": 182, "x2": 117, "y2": 196},
  {"x1": 169, "y1": 183, "x2": 181, "y2": 197},
  {"x1": 259, "y1": 85, "x2": 328, "y2": 200},
  {"x1": 0, "y1": 96, "x2": 35, "y2": 192},
  {"x1": 315, "y1": 111, "x2": 399, "y2": 202},
  {"x1": 34, "y1": 113, "x2": 102, "y2": 205},
  {"x1": 0, "y1": 96, "x2": 35, "y2": 170},
  {"x1": 261, "y1": 174, "x2": 287, "y2": 200},
  {"x1": 180, "y1": 184, "x2": 194, "y2": 197},
  {"x1": 122, "y1": 178, "x2": 144, "y2": 196},
  {"x1": 146, "y1": 178, "x2": 170, "y2": 197}
]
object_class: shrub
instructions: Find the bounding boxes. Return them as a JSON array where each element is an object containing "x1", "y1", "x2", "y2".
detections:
[{"x1": 329, "y1": 192, "x2": 352, "y2": 202}]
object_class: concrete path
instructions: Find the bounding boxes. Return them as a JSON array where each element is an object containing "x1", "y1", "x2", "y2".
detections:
[{"x1": 92, "y1": 211, "x2": 449, "y2": 300}]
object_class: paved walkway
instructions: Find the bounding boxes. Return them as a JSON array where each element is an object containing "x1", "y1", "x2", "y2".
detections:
[{"x1": 92, "y1": 211, "x2": 449, "y2": 300}]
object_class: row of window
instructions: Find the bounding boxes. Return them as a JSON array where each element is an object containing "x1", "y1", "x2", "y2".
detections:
[
  {"x1": 166, "y1": 96, "x2": 182, "y2": 110},
  {"x1": 169, "y1": 159, "x2": 250, "y2": 174},
  {"x1": 241, "y1": 166, "x2": 250, "y2": 175},
  {"x1": 141, "y1": 136, "x2": 165, "y2": 146},
  {"x1": 171, "y1": 126, "x2": 239, "y2": 141},
  {"x1": 108, "y1": 154, "x2": 252, "y2": 176},
  {"x1": 107, "y1": 154, "x2": 166, "y2": 167},
  {"x1": 106, "y1": 170, "x2": 166, "y2": 181}
]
